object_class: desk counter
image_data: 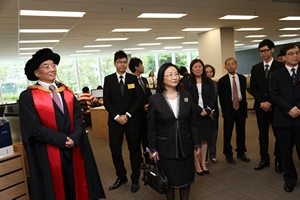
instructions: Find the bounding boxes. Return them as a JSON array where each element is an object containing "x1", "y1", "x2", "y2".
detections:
[{"x1": 90, "y1": 106, "x2": 108, "y2": 139}]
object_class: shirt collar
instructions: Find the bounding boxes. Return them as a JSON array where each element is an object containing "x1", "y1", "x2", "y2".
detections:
[
  {"x1": 264, "y1": 58, "x2": 274, "y2": 67},
  {"x1": 38, "y1": 80, "x2": 56, "y2": 89}
]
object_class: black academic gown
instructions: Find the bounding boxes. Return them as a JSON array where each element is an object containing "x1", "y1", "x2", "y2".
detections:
[{"x1": 19, "y1": 83, "x2": 105, "y2": 200}]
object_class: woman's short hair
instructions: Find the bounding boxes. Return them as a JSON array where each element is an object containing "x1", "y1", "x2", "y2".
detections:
[{"x1": 157, "y1": 63, "x2": 180, "y2": 93}]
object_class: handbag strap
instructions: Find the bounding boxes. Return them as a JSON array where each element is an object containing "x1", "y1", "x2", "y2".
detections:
[{"x1": 149, "y1": 159, "x2": 165, "y2": 174}]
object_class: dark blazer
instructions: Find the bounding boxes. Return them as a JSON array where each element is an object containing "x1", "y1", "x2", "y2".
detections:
[
  {"x1": 147, "y1": 91, "x2": 199, "y2": 159},
  {"x1": 250, "y1": 60, "x2": 284, "y2": 108},
  {"x1": 141, "y1": 76, "x2": 152, "y2": 105},
  {"x1": 183, "y1": 78, "x2": 215, "y2": 116},
  {"x1": 218, "y1": 73, "x2": 247, "y2": 118},
  {"x1": 104, "y1": 73, "x2": 143, "y2": 126},
  {"x1": 269, "y1": 67, "x2": 300, "y2": 127}
]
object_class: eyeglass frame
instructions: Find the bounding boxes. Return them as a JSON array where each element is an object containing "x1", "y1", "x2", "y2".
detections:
[
  {"x1": 259, "y1": 49, "x2": 271, "y2": 54},
  {"x1": 285, "y1": 51, "x2": 300, "y2": 57},
  {"x1": 39, "y1": 63, "x2": 57, "y2": 70}
]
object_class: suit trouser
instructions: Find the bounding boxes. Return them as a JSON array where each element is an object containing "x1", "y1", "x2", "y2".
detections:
[
  {"x1": 254, "y1": 107, "x2": 281, "y2": 162},
  {"x1": 62, "y1": 151, "x2": 75, "y2": 200},
  {"x1": 209, "y1": 116, "x2": 219, "y2": 159},
  {"x1": 276, "y1": 127, "x2": 300, "y2": 185},
  {"x1": 223, "y1": 105, "x2": 247, "y2": 157},
  {"x1": 139, "y1": 115, "x2": 150, "y2": 163},
  {"x1": 109, "y1": 124, "x2": 141, "y2": 181}
]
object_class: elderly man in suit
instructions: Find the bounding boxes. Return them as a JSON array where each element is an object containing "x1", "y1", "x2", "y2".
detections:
[
  {"x1": 218, "y1": 57, "x2": 250, "y2": 164},
  {"x1": 269, "y1": 43, "x2": 300, "y2": 192},
  {"x1": 250, "y1": 39, "x2": 284, "y2": 173},
  {"x1": 104, "y1": 50, "x2": 143, "y2": 193}
]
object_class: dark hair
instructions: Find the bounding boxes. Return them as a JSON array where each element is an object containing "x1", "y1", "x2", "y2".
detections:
[
  {"x1": 157, "y1": 63, "x2": 180, "y2": 93},
  {"x1": 280, "y1": 43, "x2": 300, "y2": 56},
  {"x1": 258, "y1": 39, "x2": 275, "y2": 49},
  {"x1": 204, "y1": 64, "x2": 216, "y2": 78},
  {"x1": 97, "y1": 85, "x2": 103, "y2": 89},
  {"x1": 178, "y1": 66, "x2": 188, "y2": 75},
  {"x1": 114, "y1": 50, "x2": 127, "y2": 62},
  {"x1": 189, "y1": 59, "x2": 208, "y2": 83},
  {"x1": 82, "y1": 86, "x2": 89, "y2": 93},
  {"x1": 129, "y1": 57, "x2": 142, "y2": 73},
  {"x1": 149, "y1": 71, "x2": 155, "y2": 77}
]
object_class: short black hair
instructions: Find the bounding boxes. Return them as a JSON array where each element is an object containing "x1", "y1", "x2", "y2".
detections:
[
  {"x1": 82, "y1": 86, "x2": 89, "y2": 93},
  {"x1": 280, "y1": 43, "x2": 300, "y2": 56},
  {"x1": 258, "y1": 39, "x2": 275, "y2": 49},
  {"x1": 156, "y1": 63, "x2": 180, "y2": 93},
  {"x1": 204, "y1": 64, "x2": 216, "y2": 78},
  {"x1": 178, "y1": 66, "x2": 188, "y2": 75},
  {"x1": 129, "y1": 57, "x2": 142, "y2": 73},
  {"x1": 114, "y1": 50, "x2": 127, "y2": 62}
]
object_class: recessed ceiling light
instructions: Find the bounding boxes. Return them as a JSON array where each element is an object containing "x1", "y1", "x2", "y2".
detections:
[
  {"x1": 279, "y1": 27, "x2": 300, "y2": 31},
  {"x1": 236, "y1": 28, "x2": 263, "y2": 31},
  {"x1": 234, "y1": 44, "x2": 245, "y2": 46},
  {"x1": 181, "y1": 28, "x2": 213, "y2": 32},
  {"x1": 156, "y1": 37, "x2": 184, "y2": 40},
  {"x1": 234, "y1": 40, "x2": 239, "y2": 43},
  {"x1": 76, "y1": 50, "x2": 100, "y2": 53},
  {"x1": 219, "y1": 15, "x2": 258, "y2": 20},
  {"x1": 20, "y1": 10, "x2": 85, "y2": 17},
  {"x1": 137, "y1": 13, "x2": 186, "y2": 18},
  {"x1": 149, "y1": 50, "x2": 167, "y2": 53},
  {"x1": 164, "y1": 46, "x2": 183, "y2": 49},
  {"x1": 20, "y1": 29, "x2": 69, "y2": 33},
  {"x1": 19, "y1": 40, "x2": 59, "y2": 43},
  {"x1": 182, "y1": 42, "x2": 198, "y2": 44},
  {"x1": 182, "y1": 49, "x2": 197, "y2": 51},
  {"x1": 279, "y1": 16, "x2": 300, "y2": 20},
  {"x1": 245, "y1": 35, "x2": 267, "y2": 38},
  {"x1": 19, "y1": 47, "x2": 52, "y2": 50},
  {"x1": 112, "y1": 28, "x2": 152, "y2": 32},
  {"x1": 70, "y1": 54, "x2": 91, "y2": 56},
  {"x1": 137, "y1": 43, "x2": 161, "y2": 46},
  {"x1": 251, "y1": 40, "x2": 263, "y2": 42},
  {"x1": 95, "y1": 38, "x2": 128, "y2": 41},
  {"x1": 84, "y1": 45, "x2": 112, "y2": 48},
  {"x1": 123, "y1": 48, "x2": 145, "y2": 51},
  {"x1": 19, "y1": 52, "x2": 35, "y2": 55},
  {"x1": 279, "y1": 34, "x2": 299, "y2": 37}
]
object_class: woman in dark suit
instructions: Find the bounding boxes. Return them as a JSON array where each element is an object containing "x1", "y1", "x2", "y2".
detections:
[
  {"x1": 148, "y1": 63, "x2": 200, "y2": 200},
  {"x1": 184, "y1": 59, "x2": 215, "y2": 175}
]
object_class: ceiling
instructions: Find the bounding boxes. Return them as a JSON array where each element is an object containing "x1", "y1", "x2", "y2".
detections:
[{"x1": 1, "y1": 0, "x2": 300, "y2": 62}]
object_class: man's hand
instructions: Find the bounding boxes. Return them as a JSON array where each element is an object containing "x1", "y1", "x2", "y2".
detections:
[
  {"x1": 116, "y1": 114, "x2": 128, "y2": 125},
  {"x1": 260, "y1": 101, "x2": 272, "y2": 112},
  {"x1": 144, "y1": 104, "x2": 149, "y2": 111},
  {"x1": 288, "y1": 106, "x2": 300, "y2": 118},
  {"x1": 65, "y1": 137, "x2": 75, "y2": 148}
]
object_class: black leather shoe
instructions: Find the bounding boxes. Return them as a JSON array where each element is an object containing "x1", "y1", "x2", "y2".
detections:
[
  {"x1": 284, "y1": 183, "x2": 295, "y2": 193},
  {"x1": 109, "y1": 178, "x2": 128, "y2": 190},
  {"x1": 237, "y1": 155, "x2": 250, "y2": 162},
  {"x1": 254, "y1": 160, "x2": 270, "y2": 170},
  {"x1": 200, "y1": 163, "x2": 210, "y2": 174},
  {"x1": 131, "y1": 181, "x2": 140, "y2": 193},
  {"x1": 275, "y1": 160, "x2": 283, "y2": 174},
  {"x1": 226, "y1": 157, "x2": 236, "y2": 164}
]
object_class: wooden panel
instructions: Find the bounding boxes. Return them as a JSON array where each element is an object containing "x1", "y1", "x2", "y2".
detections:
[
  {"x1": 0, "y1": 154, "x2": 22, "y2": 175},
  {"x1": 91, "y1": 106, "x2": 109, "y2": 139},
  {"x1": 0, "y1": 182, "x2": 26, "y2": 200},
  {"x1": 15, "y1": 195, "x2": 28, "y2": 200},
  {"x1": 0, "y1": 170, "x2": 24, "y2": 190},
  {"x1": 14, "y1": 144, "x2": 30, "y2": 177}
]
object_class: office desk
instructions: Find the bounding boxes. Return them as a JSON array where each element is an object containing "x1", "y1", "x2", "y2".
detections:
[{"x1": 90, "y1": 106, "x2": 108, "y2": 139}]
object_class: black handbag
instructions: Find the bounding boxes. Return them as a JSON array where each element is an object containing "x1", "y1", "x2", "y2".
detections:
[{"x1": 142, "y1": 160, "x2": 168, "y2": 194}]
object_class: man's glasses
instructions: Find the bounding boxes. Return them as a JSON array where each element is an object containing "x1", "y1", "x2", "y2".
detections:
[
  {"x1": 39, "y1": 63, "x2": 57, "y2": 70},
  {"x1": 286, "y1": 51, "x2": 300, "y2": 57},
  {"x1": 164, "y1": 73, "x2": 179, "y2": 77},
  {"x1": 259, "y1": 49, "x2": 270, "y2": 54},
  {"x1": 115, "y1": 60, "x2": 127, "y2": 64}
]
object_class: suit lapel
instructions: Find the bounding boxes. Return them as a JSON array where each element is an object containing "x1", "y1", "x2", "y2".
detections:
[{"x1": 281, "y1": 67, "x2": 295, "y2": 86}]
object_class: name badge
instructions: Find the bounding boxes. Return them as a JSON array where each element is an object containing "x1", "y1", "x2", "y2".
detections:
[
  {"x1": 146, "y1": 84, "x2": 149, "y2": 88},
  {"x1": 127, "y1": 83, "x2": 135, "y2": 89}
]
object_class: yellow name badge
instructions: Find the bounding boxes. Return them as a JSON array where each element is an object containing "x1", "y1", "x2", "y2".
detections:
[
  {"x1": 146, "y1": 84, "x2": 149, "y2": 88},
  {"x1": 127, "y1": 83, "x2": 135, "y2": 89}
]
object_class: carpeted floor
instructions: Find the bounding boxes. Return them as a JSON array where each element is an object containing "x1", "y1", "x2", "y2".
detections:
[{"x1": 88, "y1": 110, "x2": 300, "y2": 200}]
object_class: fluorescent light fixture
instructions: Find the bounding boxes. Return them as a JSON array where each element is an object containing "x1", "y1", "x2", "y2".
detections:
[
  {"x1": 137, "y1": 43, "x2": 161, "y2": 46},
  {"x1": 234, "y1": 40, "x2": 239, "y2": 43},
  {"x1": 76, "y1": 50, "x2": 100, "y2": 53},
  {"x1": 19, "y1": 52, "x2": 35, "y2": 55},
  {"x1": 123, "y1": 48, "x2": 145, "y2": 51},
  {"x1": 245, "y1": 35, "x2": 267, "y2": 38},
  {"x1": 84, "y1": 45, "x2": 112, "y2": 48},
  {"x1": 234, "y1": 44, "x2": 245, "y2": 46},
  {"x1": 182, "y1": 49, "x2": 197, "y2": 51},
  {"x1": 20, "y1": 10, "x2": 85, "y2": 17},
  {"x1": 279, "y1": 16, "x2": 300, "y2": 21},
  {"x1": 70, "y1": 54, "x2": 91, "y2": 56},
  {"x1": 156, "y1": 37, "x2": 184, "y2": 40},
  {"x1": 19, "y1": 40, "x2": 59, "y2": 43},
  {"x1": 19, "y1": 57, "x2": 31, "y2": 59},
  {"x1": 182, "y1": 42, "x2": 198, "y2": 44},
  {"x1": 112, "y1": 28, "x2": 151, "y2": 32},
  {"x1": 96, "y1": 38, "x2": 128, "y2": 41},
  {"x1": 164, "y1": 46, "x2": 183, "y2": 49},
  {"x1": 20, "y1": 29, "x2": 69, "y2": 33},
  {"x1": 251, "y1": 40, "x2": 263, "y2": 42},
  {"x1": 279, "y1": 27, "x2": 300, "y2": 31},
  {"x1": 181, "y1": 28, "x2": 213, "y2": 32},
  {"x1": 279, "y1": 34, "x2": 299, "y2": 37},
  {"x1": 137, "y1": 13, "x2": 186, "y2": 18},
  {"x1": 219, "y1": 15, "x2": 258, "y2": 20},
  {"x1": 19, "y1": 47, "x2": 52, "y2": 50},
  {"x1": 149, "y1": 50, "x2": 167, "y2": 53},
  {"x1": 235, "y1": 28, "x2": 263, "y2": 31}
]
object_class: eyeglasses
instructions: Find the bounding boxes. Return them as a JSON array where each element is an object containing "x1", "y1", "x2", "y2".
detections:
[
  {"x1": 115, "y1": 60, "x2": 127, "y2": 64},
  {"x1": 286, "y1": 51, "x2": 300, "y2": 56},
  {"x1": 164, "y1": 73, "x2": 179, "y2": 77},
  {"x1": 259, "y1": 49, "x2": 270, "y2": 54},
  {"x1": 39, "y1": 63, "x2": 57, "y2": 70}
]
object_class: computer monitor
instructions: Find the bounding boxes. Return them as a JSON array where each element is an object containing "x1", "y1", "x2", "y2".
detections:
[{"x1": 91, "y1": 89, "x2": 103, "y2": 98}]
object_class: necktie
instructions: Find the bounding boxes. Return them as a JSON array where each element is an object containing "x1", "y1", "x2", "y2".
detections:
[
  {"x1": 138, "y1": 77, "x2": 145, "y2": 94},
  {"x1": 291, "y1": 68, "x2": 297, "y2": 84},
  {"x1": 232, "y1": 76, "x2": 239, "y2": 110},
  {"x1": 49, "y1": 85, "x2": 64, "y2": 113},
  {"x1": 265, "y1": 64, "x2": 269, "y2": 79},
  {"x1": 120, "y1": 76, "x2": 124, "y2": 95}
]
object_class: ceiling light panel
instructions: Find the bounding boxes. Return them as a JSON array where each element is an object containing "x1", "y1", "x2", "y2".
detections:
[
  {"x1": 20, "y1": 29, "x2": 69, "y2": 33},
  {"x1": 19, "y1": 40, "x2": 59, "y2": 43},
  {"x1": 20, "y1": 10, "x2": 85, "y2": 17},
  {"x1": 279, "y1": 16, "x2": 300, "y2": 20},
  {"x1": 95, "y1": 38, "x2": 128, "y2": 41},
  {"x1": 279, "y1": 27, "x2": 300, "y2": 31},
  {"x1": 279, "y1": 34, "x2": 299, "y2": 37},
  {"x1": 181, "y1": 28, "x2": 213, "y2": 31},
  {"x1": 112, "y1": 28, "x2": 152, "y2": 32},
  {"x1": 245, "y1": 35, "x2": 267, "y2": 38},
  {"x1": 138, "y1": 13, "x2": 186, "y2": 18},
  {"x1": 156, "y1": 37, "x2": 184, "y2": 40},
  {"x1": 235, "y1": 28, "x2": 263, "y2": 31},
  {"x1": 219, "y1": 15, "x2": 258, "y2": 20},
  {"x1": 137, "y1": 43, "x2": 161, "y2": 46}
]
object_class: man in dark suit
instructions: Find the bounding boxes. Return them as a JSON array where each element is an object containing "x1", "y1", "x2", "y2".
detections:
[
  {"x1": 218, "y1": 57, "x2": 250, "y2": 164},
  {"x1": 250, "y1": 39, "x2": 284, "y2": 173},
  {"x1": 269, "y1": 43, "x2": 300, "y2": 192},
  {"x1": 128, "y1": 57, "x2": 152, "y2": 169},
  {"x1": 104, "y1": 50, "x2": 143, "y2": 193}
]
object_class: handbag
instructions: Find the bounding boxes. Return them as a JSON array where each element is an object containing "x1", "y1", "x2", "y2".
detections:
[{"x1": 142, "y1": 160, "x2": 168, "y2": 194}]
